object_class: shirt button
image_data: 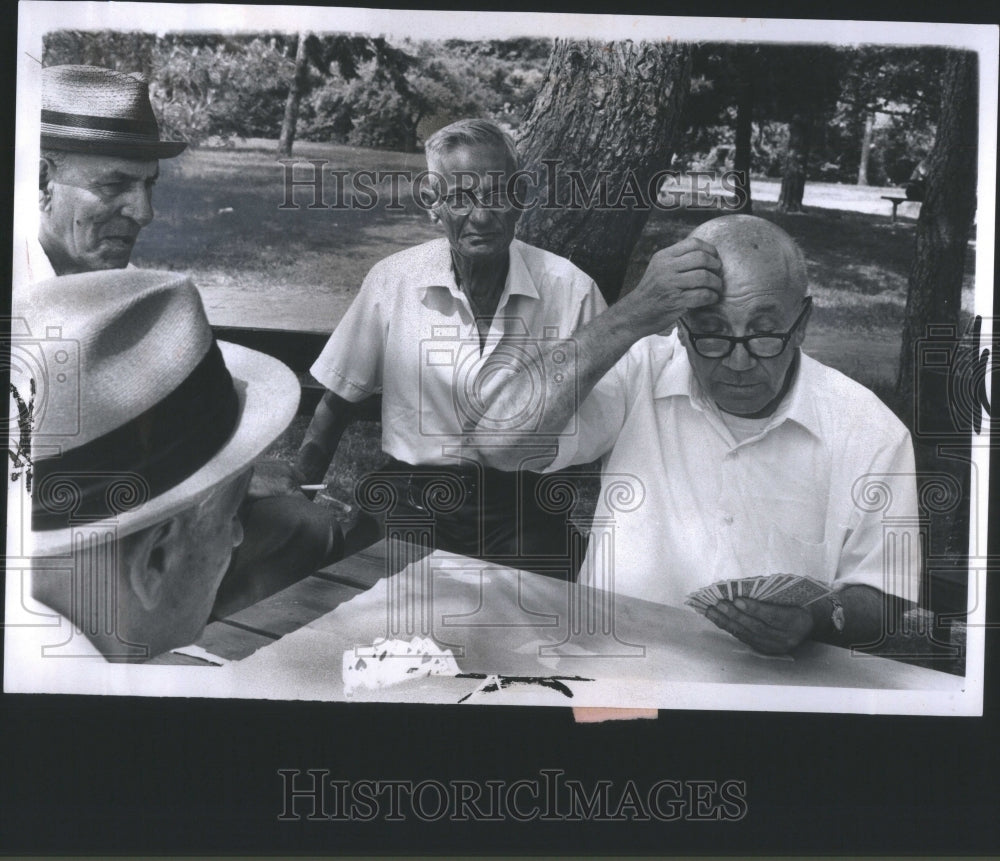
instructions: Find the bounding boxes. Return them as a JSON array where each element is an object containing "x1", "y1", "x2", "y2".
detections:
[{"x1": 722, "y1": 514, "x2": 734, "y2": 525}]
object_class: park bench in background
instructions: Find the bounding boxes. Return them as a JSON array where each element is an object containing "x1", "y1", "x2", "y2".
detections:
[{"x1": 881, "y1": 194, "x2": 921, "y2": 223}]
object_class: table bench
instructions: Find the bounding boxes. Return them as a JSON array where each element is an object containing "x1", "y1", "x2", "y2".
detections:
[{"x1": 882, "y1": 195, "x2": 919, "y2": 223}]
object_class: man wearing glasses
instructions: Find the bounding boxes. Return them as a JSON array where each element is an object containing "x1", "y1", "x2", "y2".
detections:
[{"x1": 478, "y1": 215, "x2": 919, "y2": 655}]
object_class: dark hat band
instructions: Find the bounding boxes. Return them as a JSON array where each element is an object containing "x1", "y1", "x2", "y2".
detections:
[
  {"x1": 42, "y1": 109, "x2": 160, "y2": 140},
  {"x1": 32, "y1": 339, "x2": 240, "y2": 531}
]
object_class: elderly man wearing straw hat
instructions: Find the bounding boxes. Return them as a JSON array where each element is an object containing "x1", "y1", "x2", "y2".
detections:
[
  {"x1": 33, "y1": 65, "x2": 186, "y2": 280},
  {"x1": 6, "y1": 269, "x2": 300, "y2": 664},
  {"x1": 26, "y1": 65, "x2": 343, "y2": 616}
]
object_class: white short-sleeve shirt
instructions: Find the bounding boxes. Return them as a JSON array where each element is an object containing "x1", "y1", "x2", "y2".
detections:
[
  {"x1": 553, "y1": 334, "x2": 922, "y2": 608},
  {"x1": 311, "y1": 238, "x2": 606, "y2": 466}
]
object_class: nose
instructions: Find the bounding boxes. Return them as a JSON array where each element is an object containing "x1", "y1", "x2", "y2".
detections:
[
  {"x1": 468, "y1": 199, "x2": 500, "y2": 225},
  {"x1": 122, "y1": 184, "x2": 154, "y2": 227},
  {"x1": 722, "y1": 341, "x2": 757, "y2": 372}
]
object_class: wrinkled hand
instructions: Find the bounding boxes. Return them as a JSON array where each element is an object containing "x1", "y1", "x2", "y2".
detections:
[
  {"x1": 705, "y1": 598, "x2": 815, "y2": 655},
  {"x1": 247, "y1": 458, "x2": 311, "y2": 501},
  {"x1": 624, "y1": 237, "x2": 723, "y2": 335}
]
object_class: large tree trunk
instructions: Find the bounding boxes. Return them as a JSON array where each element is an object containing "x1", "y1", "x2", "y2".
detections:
[
  {"x1": 732, "y1": 77, "x2": 754, "y2": 214},
  {"x1": 857, "y1": 111, "x2": 875, "y2": 185},
  {"x1": 894, "y1": 51, "x2": 978, "y2": 423},
  {"x1": 515, "y1": 40, "x2": 692, "y2": 304},
  {"x1": 277, "y1": 32, "x2": 310, "y2": 157},
  {"x1": 777, "y1": 113, "x2": 811, "y2": 212}
]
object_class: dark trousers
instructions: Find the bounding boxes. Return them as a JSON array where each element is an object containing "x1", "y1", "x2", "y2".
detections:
[{"x1": 356, "y1": 460, "x2": 588, "y2": 581}]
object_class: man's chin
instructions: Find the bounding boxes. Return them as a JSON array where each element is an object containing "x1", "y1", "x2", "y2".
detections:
[{"x1": 713, "y1": 384, "x2": 771, "y2": 415}]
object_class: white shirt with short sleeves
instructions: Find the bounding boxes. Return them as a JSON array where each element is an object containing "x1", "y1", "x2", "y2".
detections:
[
  {"x1": 552, "y1": 334, "x2": 921, "y2": 608},
  {"x1": 311, "y1": 237, "x2": 606, "y2": 466}
]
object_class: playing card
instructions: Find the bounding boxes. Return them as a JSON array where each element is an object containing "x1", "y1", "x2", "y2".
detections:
[
  {"x1": 685, "y1": 573, "x2": 833, "y2": 616},
  {"x1": 757, "y1": 576, "x2": 832, "y2": 607}
]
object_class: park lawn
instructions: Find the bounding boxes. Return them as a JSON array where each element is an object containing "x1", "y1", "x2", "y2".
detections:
[{"x1": 133, "y1": 140, "x2": 978, "y2": 529}]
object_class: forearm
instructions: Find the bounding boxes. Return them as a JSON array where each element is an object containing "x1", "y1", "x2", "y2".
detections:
[
  {"x1": 472, "y1": 300, "x2": 653, "y2": 467},
  {"x1": 295, "y1": 390, "x2": 355, "y2": 484},
  {"x1": 808, "y1": 584, "x2": 909, "y2": 648},
  {"x1": 472, "y1": 238, "x2": 722, "y2": 469}
]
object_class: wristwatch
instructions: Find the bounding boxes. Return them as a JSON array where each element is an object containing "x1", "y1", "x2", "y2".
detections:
[{"x1": 829, "y1": 593, "x2": 846, "y2": 634}]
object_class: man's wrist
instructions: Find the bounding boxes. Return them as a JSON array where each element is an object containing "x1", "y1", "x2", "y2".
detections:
[
  {"x1": 809, "y1": 592, "x2": 846, "y2": 642},
  {"x1": 296, "y1": 441, "x2": 330, "y2": 484}
]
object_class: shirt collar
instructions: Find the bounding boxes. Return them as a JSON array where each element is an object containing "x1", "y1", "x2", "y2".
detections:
[
  {"x1": 652, "y1": 345, "x2": 823, "y2": 439},
  {"x1": 418, "y1": 238, "x2": 540, "y2": 306}
]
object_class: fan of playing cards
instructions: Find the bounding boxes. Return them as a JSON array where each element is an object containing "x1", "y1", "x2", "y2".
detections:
[{"x1": 685, "y1": 574, "x2": 833, "y2": 616}]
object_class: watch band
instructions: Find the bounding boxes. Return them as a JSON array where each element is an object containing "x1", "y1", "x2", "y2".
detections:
[{"x1": 829, "y1": 593, "x2": 846, "y2": 634}]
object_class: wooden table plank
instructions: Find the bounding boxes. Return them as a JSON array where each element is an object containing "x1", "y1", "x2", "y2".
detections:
[
  {"x1": 195, "y1": 620, "x2": 277, "y2": 661},
  {"x1": 318, "y1": 537, "x2": 432, "y2": 590},
  {"x1": 220, "y1": 575, "x2": 363, "y2": 639},
  {"x1": 149, "y1": 539, "x2": 432, "y2": 664}
]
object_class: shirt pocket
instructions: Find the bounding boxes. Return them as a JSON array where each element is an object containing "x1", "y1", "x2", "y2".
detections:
[{"x1": 763, "y1": 525, "x2": 829, "y2": 581}]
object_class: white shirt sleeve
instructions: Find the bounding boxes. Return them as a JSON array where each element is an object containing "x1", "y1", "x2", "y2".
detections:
[
  {"x1": 546, "y1": 354, "x2": 629, "y2": 471},
  {"x1": 309, "y1": 266, "x2": 387, "y2": 402},
  {"x1": 835, "y1": 427, "x2": 922, "y2": 604},
  {"x1": 574, "y1": 278, "x2": 608, "y2": 329}
]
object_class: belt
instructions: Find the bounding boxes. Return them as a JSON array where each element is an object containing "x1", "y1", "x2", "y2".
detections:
[{"x1": 382, "y1": 459, "x2": 530, "y2": 512}]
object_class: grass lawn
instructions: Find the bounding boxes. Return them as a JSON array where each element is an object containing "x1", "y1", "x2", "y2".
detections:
[{"x1": 133, "y1": 139, "x2": 980, "y2": 554}]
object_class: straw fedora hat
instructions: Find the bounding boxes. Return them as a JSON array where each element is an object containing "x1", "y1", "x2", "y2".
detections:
[
  {"x1": 23, "y1": 269, "x2": 298, "y2": 556},
  {"x1": 41, "y1": 65, "x2": 187, "y2": 160}
]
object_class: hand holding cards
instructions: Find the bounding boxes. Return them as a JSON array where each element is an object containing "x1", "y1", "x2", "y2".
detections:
[
  {"x1": 686, "y1": 574, "x2": 832, "y2": 655},
  {"x1": 685, "y1": 573, "x2": 832, "y2": 615}
]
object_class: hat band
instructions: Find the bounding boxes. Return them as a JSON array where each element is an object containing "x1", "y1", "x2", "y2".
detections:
[
  {"x1": 42, "y1": 109, "x2": 160, "y2": 140},
  {"x1": 32, "y1": 339, "x2": 240, "y2": 531}
]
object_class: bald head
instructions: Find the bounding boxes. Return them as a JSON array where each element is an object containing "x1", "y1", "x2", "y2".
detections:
[
  {"x1": 689, "y1": 215, "x2": 807, "y2": 302},
  {"x1": 678, "y1": 215, "x2": 812, "y2": 418}
]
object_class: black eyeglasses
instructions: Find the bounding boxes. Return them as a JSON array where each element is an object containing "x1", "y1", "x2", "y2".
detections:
[{"x1": 679, "y1": 297, "x2": 812, "y2": 359}]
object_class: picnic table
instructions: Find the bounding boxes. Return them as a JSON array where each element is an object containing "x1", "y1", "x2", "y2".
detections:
[
  {"x1": 145, "y1": 539, "x2": 967, "y2": 711},
  {"x1": 881, "y1": 195, "x2": 920, "y2": 223}
]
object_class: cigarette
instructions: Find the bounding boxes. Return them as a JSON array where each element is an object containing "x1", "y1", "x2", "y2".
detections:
[{"x1": 300, "y1": 484, "x2": 326, "y2": 491}]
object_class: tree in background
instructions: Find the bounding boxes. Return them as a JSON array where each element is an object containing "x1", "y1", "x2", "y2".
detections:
[
  {"x1": 684, "y1": 44, "x2": 765, "y2": 212},
  {"x1": 516, "y1": 40, "x2": 692, "y2": 304},
  {"x1": 275, "y1": 33, "x2": 417, "y2": 155},
  {"x1": 301, "y1": 39, "x2": 550, "y2": 151},
  {"x1": 833, "y1": 46, "x2": 945, "y2": 186},
  {"x1": 895, "y1": 50, "x2": 979, "y2": 426}
]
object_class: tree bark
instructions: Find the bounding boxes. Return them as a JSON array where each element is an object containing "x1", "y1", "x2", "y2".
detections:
[
  {"x1": 732, "y1": 77, "x2": 754, "y2": 214},
  {"x1": 894, "y1": 51, "x2": 978, "y2": 423},
  {"x1": 857, "y1": 111, "x2": 875, "y2": 185},
  {"x1": 277, "y1": 32, "x2": 311, "y2": 157},
  {"x1": 515, "y1": 40, "x2": 692, "y2": 304},
  {"x1": 777, "y1": 113, "x2": 811, "y2": 212}
]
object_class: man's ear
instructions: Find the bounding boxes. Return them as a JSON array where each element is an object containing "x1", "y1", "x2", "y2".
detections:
[
  {"x1": 39, "y1": 158, "x2": 55, "y2": 211},
  {"x1": 791, "y1": 298, "x2": 812, "y2": 348},
  {"x1": 125, "y1": 517, "x2": 180, "y2": 612}
]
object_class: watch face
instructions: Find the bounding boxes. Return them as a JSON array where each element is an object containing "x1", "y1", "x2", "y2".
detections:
[{"x1": 832, "y1": 605, "x2": 846, "y2": 633}]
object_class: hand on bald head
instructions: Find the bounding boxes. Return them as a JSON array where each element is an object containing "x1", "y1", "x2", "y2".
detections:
[{"x1": 688, "y1": 215, "x2": 807, "y2": 305}]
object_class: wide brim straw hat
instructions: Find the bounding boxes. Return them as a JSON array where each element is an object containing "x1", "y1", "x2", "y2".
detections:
[
  {"x1": 23, "y1": 269, "x2": 298, "y2": 556},
  {"x1": 41, "y1": 64, "x2": 187, "y2": 160}
]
